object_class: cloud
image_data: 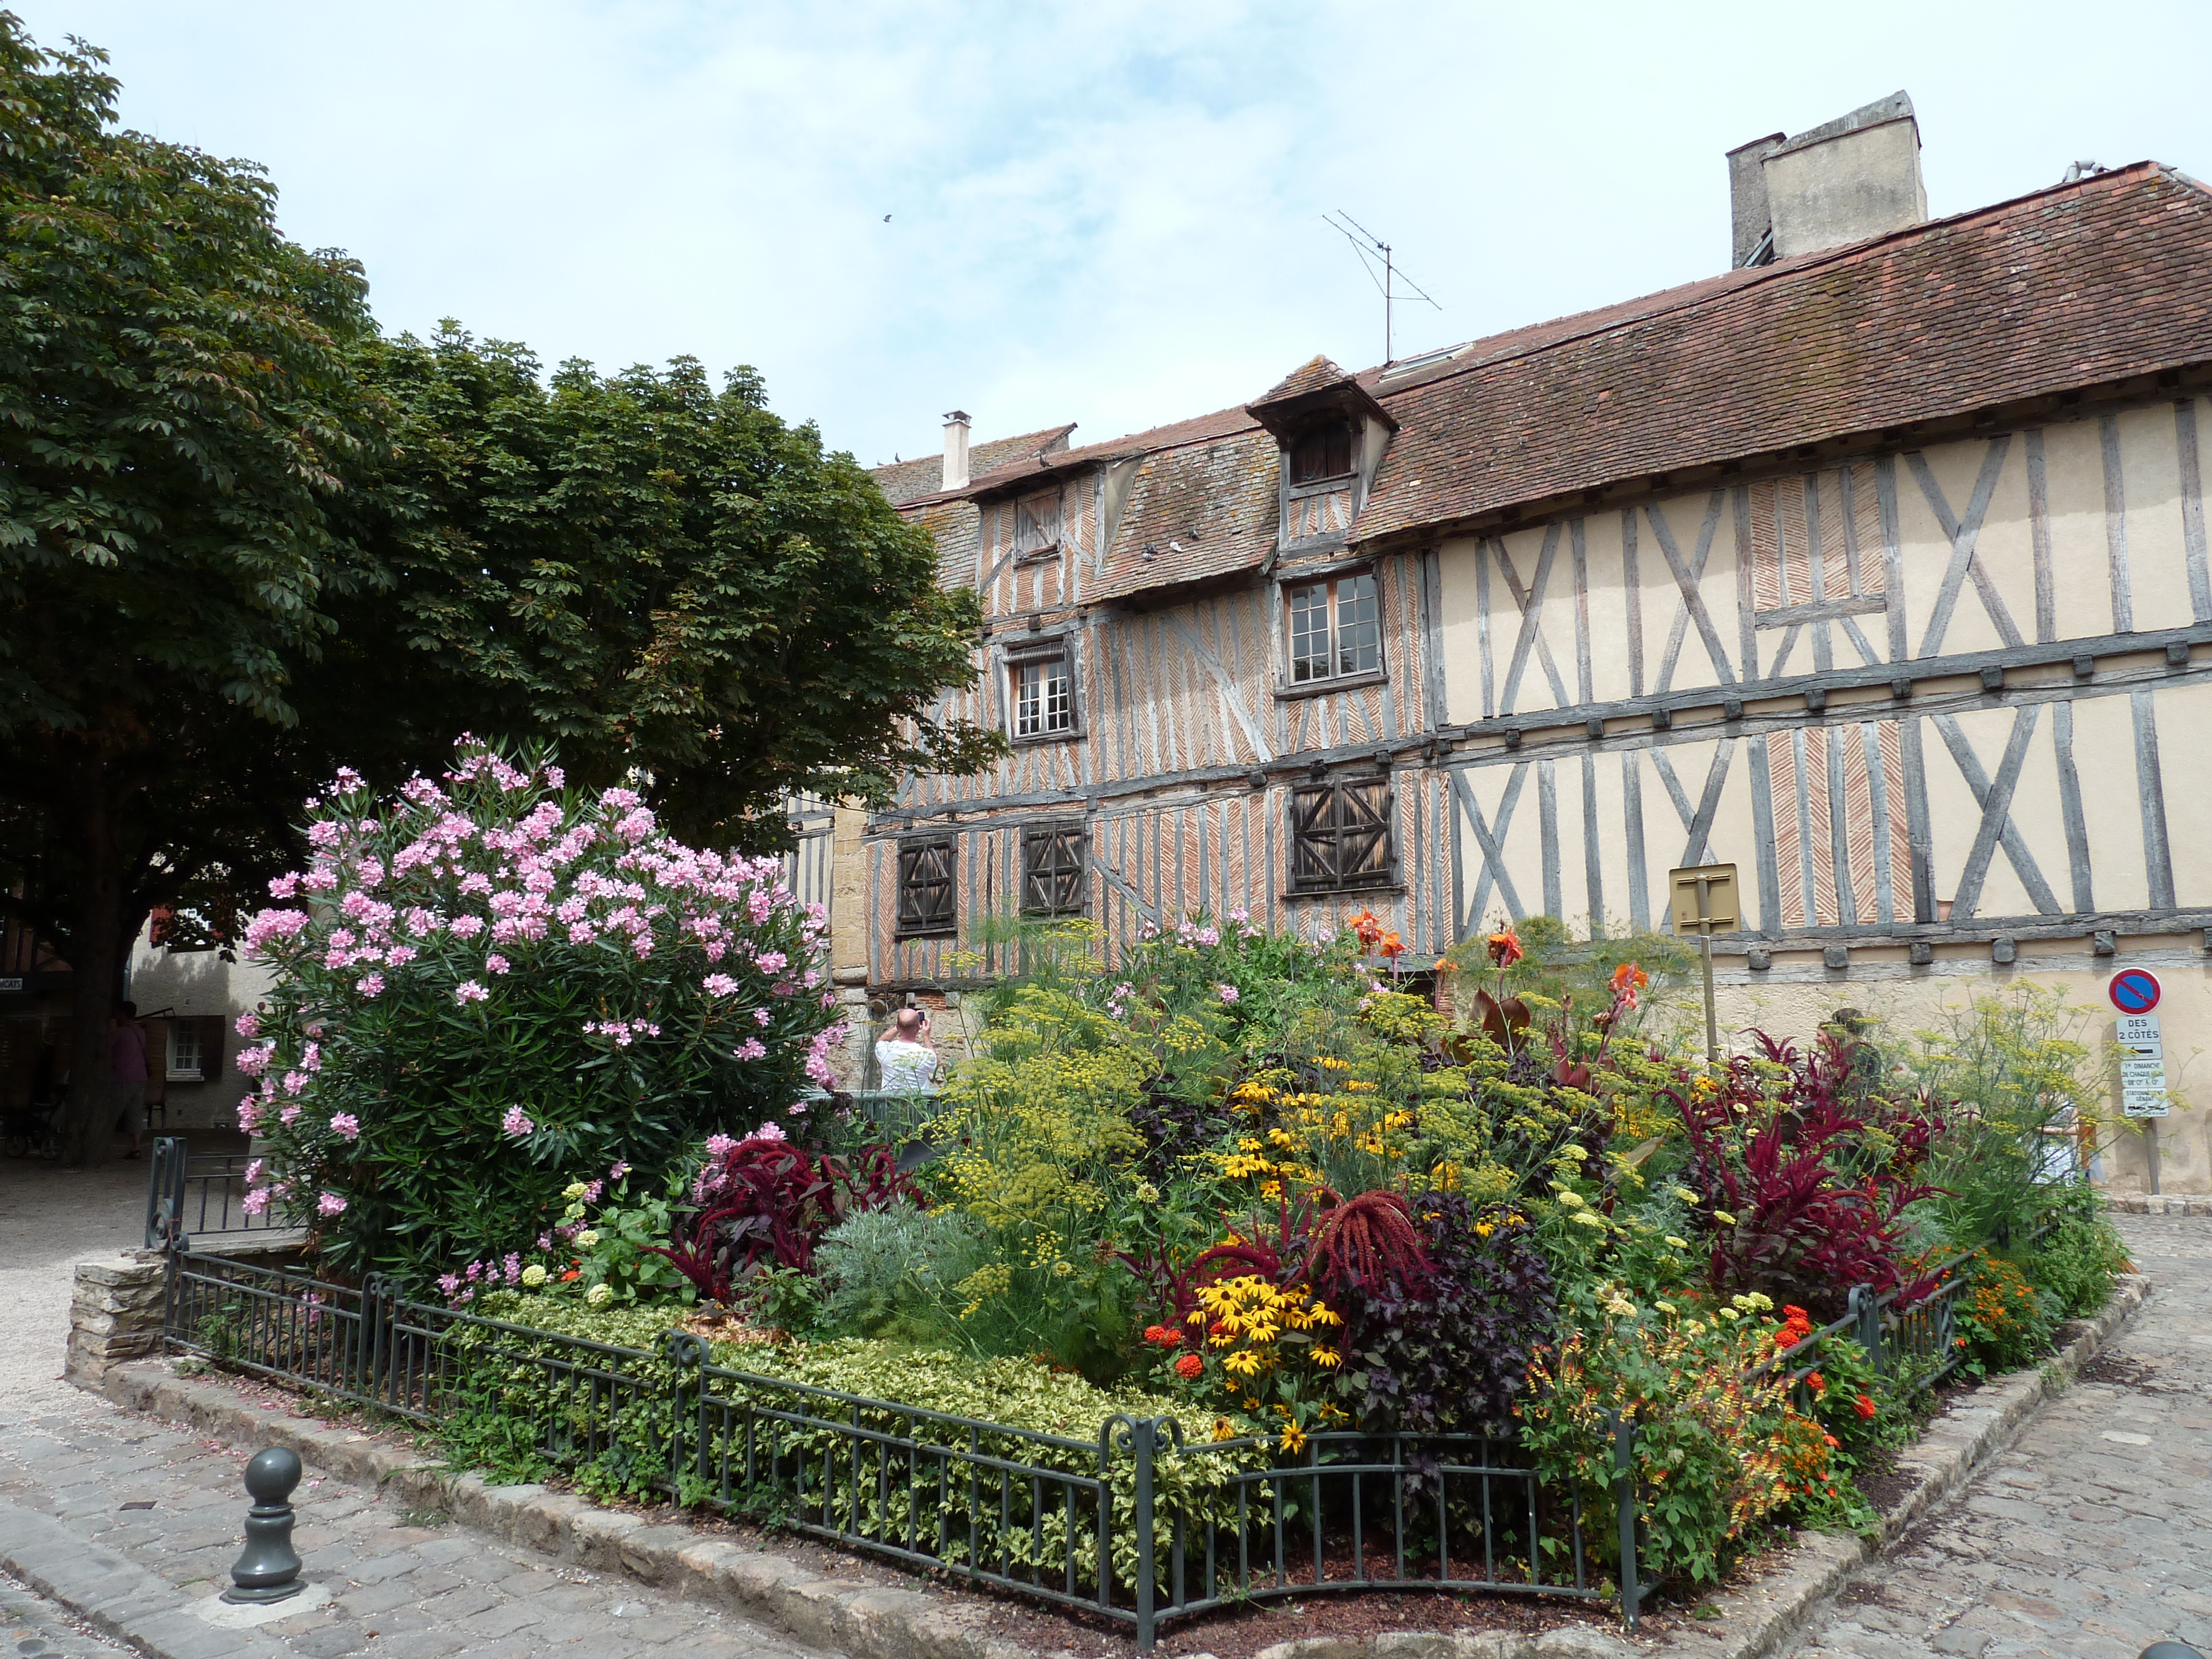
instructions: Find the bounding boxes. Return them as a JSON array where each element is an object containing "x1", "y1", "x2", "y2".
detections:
[{"x1": 17, "y1": 0, "x2": 2212, "y2": 466}]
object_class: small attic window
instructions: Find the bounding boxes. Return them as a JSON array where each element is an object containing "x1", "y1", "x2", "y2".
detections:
[
  {"x1": 1013, "y1": 489, "x2": 1062, "y2": 560},
  {"x1": 1287, "y1": 424, "x2": 1354, "y2": 486}
]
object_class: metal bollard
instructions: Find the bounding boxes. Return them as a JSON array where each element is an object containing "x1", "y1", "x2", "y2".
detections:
[
  {"x1": 221, "y1": 1447, "x2": 306, "y2": 1604},
  {"x1": 2140, "y1": 1644, "x2": 2207, "y2": 1658}
]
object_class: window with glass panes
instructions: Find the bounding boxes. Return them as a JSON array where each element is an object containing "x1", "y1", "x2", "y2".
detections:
[
  {"x1": 1287, "y1": 572, "x2": 1381, "y2": 684},
  {"x1": 1012, "y1": 654, "x2": 1074, "y2": 738}
]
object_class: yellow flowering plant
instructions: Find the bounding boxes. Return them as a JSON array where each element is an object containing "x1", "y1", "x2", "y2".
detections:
[
  {"x1": 1161, "y1": 1270, "x2": 1348, "y2": 1452},
  {"x1": 1517, "y1": 1278, "x2": 1818, "y2": 1587}
]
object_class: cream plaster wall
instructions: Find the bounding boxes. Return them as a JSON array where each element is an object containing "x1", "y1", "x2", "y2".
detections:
[
  {"x1": 1699, "y1": 938, "x2": 2212, "y2": 1197},
  {"x1": 1436, "y1": 401, "x2": 2212, "y2": 733},
  {"x1": 123, "y1": 931, "x2": 274, "y2": 1132}
]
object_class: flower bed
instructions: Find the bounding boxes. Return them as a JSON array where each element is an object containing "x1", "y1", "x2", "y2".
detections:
[{"x1": 213, "y1": 753, "x2": 2131, "y2": 1639}]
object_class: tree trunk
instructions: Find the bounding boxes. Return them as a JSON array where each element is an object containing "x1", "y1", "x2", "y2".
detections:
[{"x1": 61, "y1": 760, "x2": 126, "y2": 1168}]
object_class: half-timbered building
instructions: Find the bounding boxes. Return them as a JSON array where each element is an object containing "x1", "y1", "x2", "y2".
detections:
[{"x1": 860, "y1": 96, "x2": 2212, "y2": 1194}]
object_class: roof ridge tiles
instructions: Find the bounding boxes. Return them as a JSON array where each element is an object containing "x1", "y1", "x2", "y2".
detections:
[{"x1": 1363, "y1": 160, "x2": 2174, "y2": 408}]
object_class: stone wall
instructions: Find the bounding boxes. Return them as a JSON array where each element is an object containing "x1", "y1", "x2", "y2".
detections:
[{"x1": 62, "y1": 1253, "x2": 168, "y2": 1388}]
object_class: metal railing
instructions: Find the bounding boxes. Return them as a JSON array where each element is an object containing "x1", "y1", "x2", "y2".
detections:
[
  {"x1": 1756, "y1": 1224, "x2": 2057, "y2": 1409},
  {"x1": 160, "y1": 1248, "x2": 1636, "y2": 1646},
  {"x1": 145, "y1": 1137, "x2": 301, "y2": 1249}
]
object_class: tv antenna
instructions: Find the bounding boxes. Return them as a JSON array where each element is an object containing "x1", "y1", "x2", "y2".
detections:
[{"x1": 1323, "y1": 210, "x2": 1441, "y2": 365}]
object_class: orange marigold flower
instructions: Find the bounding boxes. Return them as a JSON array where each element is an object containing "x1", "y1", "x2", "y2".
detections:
[
  {"x1": 1174, "y1": 1353, "x2": 1204, "y2": 1380},
  {"x1": 1485, "y1": 928, "x2": 1524, "y2": 967}
]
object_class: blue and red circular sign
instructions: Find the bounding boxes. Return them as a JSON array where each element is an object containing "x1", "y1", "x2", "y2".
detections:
[{"x1": 2109, "y1": 969, "x2": 2162, "y2": 1014}]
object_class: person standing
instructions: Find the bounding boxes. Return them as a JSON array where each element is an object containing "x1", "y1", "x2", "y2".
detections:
[
  {"x1": 107, "y1": 1000, "x2": 148, "y2": 1158},
  {"x1": 872, "y1": 1006, "x2": 940, "y2": 1093}
]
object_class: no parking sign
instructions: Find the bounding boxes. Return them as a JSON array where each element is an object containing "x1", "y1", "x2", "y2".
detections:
[
  {"x1": 2109, "y1": 969, "x2": 2161, "y2": 1014},
  {"x1": 2109, "y1": 969, "x2": 2169, "y2": 1119}
]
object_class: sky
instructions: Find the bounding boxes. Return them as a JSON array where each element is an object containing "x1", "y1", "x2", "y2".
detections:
[{"x1": 18, "y1": 1, "x2": 2212, "y2": 469}]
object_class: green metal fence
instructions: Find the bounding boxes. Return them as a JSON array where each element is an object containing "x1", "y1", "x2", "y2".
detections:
[{"x1": 161, "y1": 1248, "x2": 1637, "y2": 1646}]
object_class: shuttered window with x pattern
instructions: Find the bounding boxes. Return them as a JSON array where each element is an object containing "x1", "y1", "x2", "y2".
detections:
[
  {"x1": 1020, "y1": 822, "x2": 1087, "y2": 917},
  {"x1": 895, "y1": 836, "x2": 957, "y2": 937},
  {"x1": 1288, "y1": 779, "x2": 1395, "y2": 893}
]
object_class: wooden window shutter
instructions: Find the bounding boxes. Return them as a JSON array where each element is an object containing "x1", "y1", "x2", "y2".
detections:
[
  {"x1": 896, "y1": 837, "x2": 957, "y2": 937},
  {"x1": 1290, "y1": 785, "x2": 1338, "y2": 891},
  {"x1": 1021, "y1": 823, "x2": 1086, "y2": 916},
  {"x1": 1337, "y1": 779, "x2": 1394, "y2": 887},
  {"x1": 198, "y1": 1015, "x2": 226, "y2": 1083},
  {"x1": 1289, "y1": 780, "x2": 1394, "y2": 893}
]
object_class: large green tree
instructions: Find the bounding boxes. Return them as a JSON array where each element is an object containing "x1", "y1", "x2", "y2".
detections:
[
  {"x1": 0, "y1": 22, "x2": 388, "y2": 1161},
  {"x1": 341, "y1": 327, "x2": 1000, "y2": 841},
  {"x1": 0, "y1": 19, "x2": 997, "y2": 1165}
]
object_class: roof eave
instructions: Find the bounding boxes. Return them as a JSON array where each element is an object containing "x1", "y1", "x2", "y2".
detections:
[
  {"x1": 1353, "y1": 358, "x2": 2212, "y2": 554},
  {"x1": 1245, "y1": 378, "x2": 1399, "y2": 440}
]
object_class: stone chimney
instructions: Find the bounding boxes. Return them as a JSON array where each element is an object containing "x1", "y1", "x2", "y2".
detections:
[
  {"x1": 1729, "y1": 92, "x2": 1927, "y2": 267},
  {"x1": 942, "y1": 410, "x2": 971, "y2": 492}
]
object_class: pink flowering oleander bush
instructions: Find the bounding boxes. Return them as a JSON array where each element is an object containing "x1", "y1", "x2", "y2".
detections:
[{"x1": 237, "y1": 738, "x2": 844, "y2": 1284}]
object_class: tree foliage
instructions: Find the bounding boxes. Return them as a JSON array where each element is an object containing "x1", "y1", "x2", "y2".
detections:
[
  {"x1": 338, "y1": 327, "x2": 1001, "y2": 842},
  {"x1": 0, "y1": 17, "x2": 998, "y2": 1162},
  {"x1": 0, "y1": 19, "x2": 386, "y2": 1156}
]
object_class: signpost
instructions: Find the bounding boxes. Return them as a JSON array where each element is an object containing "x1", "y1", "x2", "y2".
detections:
[
  {"x1": 2110, "y1": 971, "x2": 2168, "y2": 1194},
  {"x1": 1669, "y1": 864, "x2": 1739, "y2": 1064}
]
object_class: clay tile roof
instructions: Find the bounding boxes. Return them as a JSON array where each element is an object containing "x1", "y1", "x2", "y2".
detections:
[
  {"x1": 1255, "y1": 354, "x2": 1354, "y2": 405},
  {"x1": 1088, "y1": 423, "x2": 1279, "y2": 602},
  {"x1": 1355, "y1": 163, "x2": 2212, "y2": 545},
  {"x1": 872, "y1": 422, "x2": 1077, "y2": 506}
]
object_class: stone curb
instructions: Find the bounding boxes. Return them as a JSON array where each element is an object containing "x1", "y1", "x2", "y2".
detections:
[
  {"x1": 2105, "y1": 1192, "x2": 2212, "y2": 1217},
  {"x1": 0, "y1": 1498, "x2": 295, "y2": 1659},
  {"x1": 91, "y1": 1363, "x2": 1633, "y2": 1659},
  {"x1": 94, "y1": 1361, "x2": 1041, "y2": 1659},
  {"x1": 81, "y1": 1277, "x2": 2150, "y2": 1659},
  {"x1": 1622, "y1": 1272, "x2": 2153, "y2": 1659}
]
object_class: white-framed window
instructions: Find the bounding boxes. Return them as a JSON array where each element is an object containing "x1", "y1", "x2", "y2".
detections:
[
  {"x1": 1287, "y1": 571, "x2": 1381, "y2": 684},
  {"x1": 168, "y1": 1022, "x2": 204, "y2": 1082},
  {"x1": 1011, "y1": 653, "x2": 1075, "y2": 739}
]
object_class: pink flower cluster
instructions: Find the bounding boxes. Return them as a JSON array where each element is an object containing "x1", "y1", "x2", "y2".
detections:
[{"x1": 229, "y1": 738, "x2": 841, "y2": 1245}]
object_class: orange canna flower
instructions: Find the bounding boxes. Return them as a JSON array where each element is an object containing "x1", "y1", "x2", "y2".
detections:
[
  {"x1": 1485, "y1": 928, "x2": 1524, "y2": 968},
  {"x1": 1379, "y1": 931, "x2": 1406, "y2": 960},
  {"x1": 1347, "y1": 909, "x2": 1385, "y2": 950}
]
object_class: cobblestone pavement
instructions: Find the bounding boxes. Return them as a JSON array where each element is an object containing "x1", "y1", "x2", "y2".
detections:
[
  {"x1": 1784, "y1": 1214, "x2": 2212, "y2": 1659},
  {"x1": 1, "y1": 1565, "x2": 135, "y2": 1657},
  {"x1": 0, "y1": 1385, "x2": 841, "y2": 1659}
]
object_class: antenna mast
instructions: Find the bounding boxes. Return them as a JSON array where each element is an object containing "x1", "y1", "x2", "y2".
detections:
[{"x1": 1324, "y1": 211, "x2": 1440, "y2": 364}]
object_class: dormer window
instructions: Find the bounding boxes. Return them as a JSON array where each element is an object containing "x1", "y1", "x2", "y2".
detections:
[
  {"x1": 1013, "y1": 489, "x2": 1062, "y2": 560},
  {"x1": 1288, "y1": 424, "x2": 1354, "y2": 484}
]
